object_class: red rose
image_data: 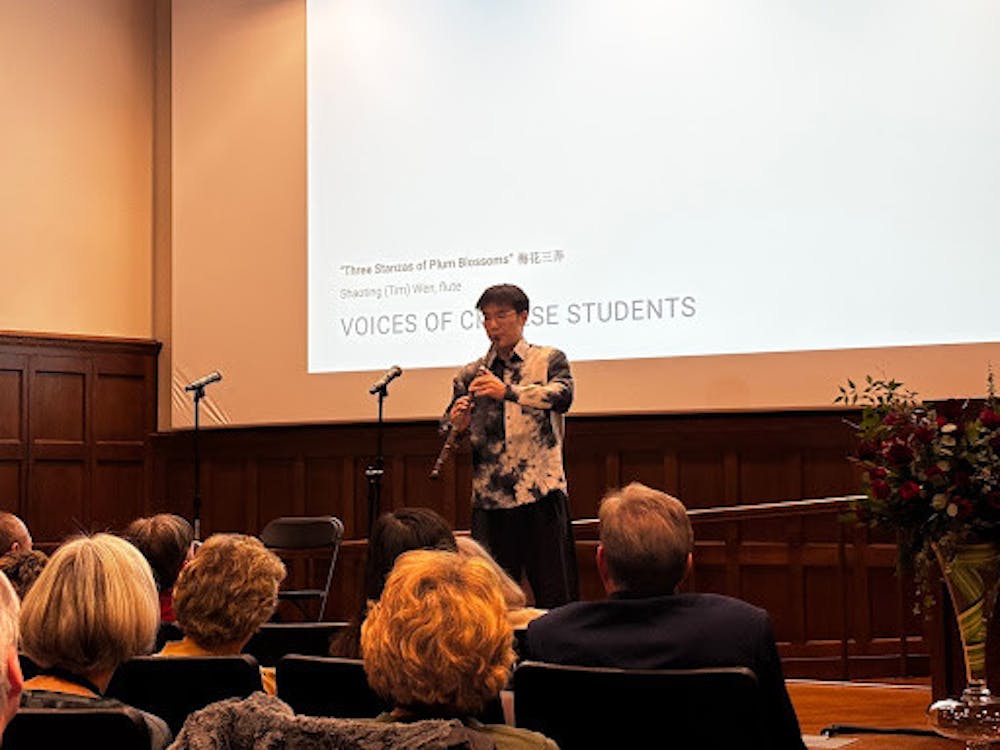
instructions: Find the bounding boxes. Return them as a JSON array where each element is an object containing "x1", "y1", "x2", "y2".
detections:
[
  {"x1": 956, "y1": 498, "x2": 974, "y2": 517},
  {"x1": 914, "y1": 424, "x2": 935, "y2": 443},
  {"x1": 924, "y1": 464, "x2": 943, "y2": 479},
  {"x1": 981, "y1": 409, "x2": 1000, "y2": 429},
  {"x1": 883, "y1": 411, "x2": 905, "y2": 427},
  {"x1": 868, "y1": 467, "x2": 888, "y2": 480},
  {"x1": 857, "y1": 440, "x2": 879, "y2": 461},
  {"x1": 937, "y1": 399, "x2": 969, "y2": 425},
  {"x1": 871, "y1": 480, "x2": 890, "y2": 499},
  {"x1": 899, "y1": 481, "x2": 921, "y2": 501},
  {"x1": 884, "y1": 441, "x2": 913, "y2": 465}
]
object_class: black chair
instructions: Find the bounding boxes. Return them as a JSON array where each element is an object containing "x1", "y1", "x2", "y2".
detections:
[
  {"x1": 155, "y1": 620, "x2": 183, "y2": 651},
  {"x1": 276, "y1": 655, "x2": 505, "y2": 723},
  {"x1": 244, "y1": 621, "x2": 348, "y2": 666},
  {"x1": 276, "y1": 655, "x2": 388, "y2": 718},
  {"x1": 17, "y1": 652, "x2": 39, "y2": 680},
  {"x1": 4, "y1": 707, "x2": 152, "y2": 750},
  {"x1": 260, "y1": 515, "x2": 344, "y2": 621},
  {"x1": 106, "y1": 654, "x2": 263, "y2": 736},
  {"x1": 513, "y1": 661, "x2": 764, "y2": 750}
]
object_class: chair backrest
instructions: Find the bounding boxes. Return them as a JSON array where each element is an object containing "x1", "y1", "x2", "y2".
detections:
[
  {"x1": 260, "y1": 516, "x2": 344, "y2": 621},
  {"x1": 106, "y1": 654, "x2": 263, "y2": 736},
  {"x1": 244, "y1": 621, "x2": 348, "y2": 666},
  {"x1": 276, "y1": 654, "x2": 506, "y2": 724},
  {"x1": 276, "y1": 655, "x2": 388, "y2": 718},
  {"x1": 17, "y1": 652, "x2": 39, "y2": 681},
  {"x1": 260, "y1": 516, "x2": 344, "y2": 550},
  {"x1": 4, "y1": 706, "x2": 151, "y2": 750},
  {"x1": 155, "y1": 620, "x2": 184, "y2": 652},
  {"x1": 513, "y1": 661, "x2": 764, "y2": 750}
]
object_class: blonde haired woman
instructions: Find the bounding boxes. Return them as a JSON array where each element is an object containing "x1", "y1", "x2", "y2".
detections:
[
  {"x1": 361, "y1": 549, "x2": 558, "y2": 750},
  {"x1": 455, "y1": 535, "x2": 546, "y2": 630},
  {"x1": 158, "y1": 533, "x2": 285, "y2": 694},
  {"x1": 19, "y1": 533, "x2": 171, "y2": 748}
]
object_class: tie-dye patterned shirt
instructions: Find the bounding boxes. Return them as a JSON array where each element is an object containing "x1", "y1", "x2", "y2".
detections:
[{"x1": 446, "y1": 338, "x2": 574, "y2": 510}]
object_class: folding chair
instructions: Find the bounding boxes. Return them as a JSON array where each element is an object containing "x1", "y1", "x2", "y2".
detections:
[
  {"x1": 5, "y1": 706, "x2": 153, "y2": 750},
  {"x1": 260, "y1": 515, "x2": 344, "y2": 621},
  {"x1": 106, "y1": 654, "x2": 263, "y2": 736},
  {"x1": 513, "y1": 661, "x2": 764, "y2": 750}
]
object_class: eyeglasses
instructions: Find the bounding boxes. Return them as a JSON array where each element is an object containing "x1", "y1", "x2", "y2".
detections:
[{"x1": 481, "y1": 310, "x2": 517, "y2": 324}]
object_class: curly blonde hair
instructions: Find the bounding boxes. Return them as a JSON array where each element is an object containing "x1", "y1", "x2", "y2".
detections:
[
  {"x1": 361, "y1": 549, "x2": 514, "y2": 716},
  {"x1": 173, "y1": 533, "x2": 286, "y2": 650},
  {"x1": 20, "y1": 534, "x2": 159, "y2": 675}
]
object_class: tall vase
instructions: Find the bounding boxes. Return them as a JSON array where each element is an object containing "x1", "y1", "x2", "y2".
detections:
[{"x1": 927, "y1": 543, "x2": 1000, "y2": 749}]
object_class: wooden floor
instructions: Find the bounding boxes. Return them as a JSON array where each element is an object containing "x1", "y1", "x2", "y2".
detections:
[{"x1": 789, "y1": 680, "x2": 965, "y2": 749}]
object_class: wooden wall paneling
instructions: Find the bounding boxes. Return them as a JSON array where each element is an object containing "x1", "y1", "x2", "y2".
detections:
[
  {"x1": 618, "y1": 450, "x2": 667, "y2": 493},
  {"x1": 675, "y1": 450, "x2": 726, "y2": 509},
  {"x1": 257, "y1": 458, "x2": 298, "y2": 524},
  {"x1": 802, "y1": 446, "x2": 858, "y2": 499},
  {"x1": 0, "y1": 353, "x2": 27, "y2": 516},
  {"x1": 93, "y1": 352, "x2": 155, "y2": 530},
  {"x1": 92, "y1": 460, "x2": 144, "y2": 532},
  {"x1": 202, "y1": 458, "x2": 247, "y2": 534},
  {"x1": 739, "y1": 450, "x2": 803, "y2": 504},
  {"x1": 0, "y1": 334, "x2": 158, "y2": 544},
  {"x1": 28, "y1": 355, "x2": 89, "y2": 540},
  {"x1": 304, "y1": 456, "x2": 341, "y2": 517}
]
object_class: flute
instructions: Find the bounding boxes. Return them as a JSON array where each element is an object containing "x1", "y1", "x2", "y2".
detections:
[{"x1": 429, "y1": 350, "x2": 492, "y2": 479}]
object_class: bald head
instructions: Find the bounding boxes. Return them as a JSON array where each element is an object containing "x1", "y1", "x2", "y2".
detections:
[{"x1": 0, "y1": 514, "x2": 30, "y2": 555}]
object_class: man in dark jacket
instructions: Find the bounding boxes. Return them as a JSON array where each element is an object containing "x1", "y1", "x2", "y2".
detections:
[{"x1": 523, "y1": 482, "x2": 805, "y2": 750}]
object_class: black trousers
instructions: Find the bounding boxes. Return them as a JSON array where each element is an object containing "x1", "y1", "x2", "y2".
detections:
[{"x1": 471, "y1": 490, "x2": 580, "y2": 608}]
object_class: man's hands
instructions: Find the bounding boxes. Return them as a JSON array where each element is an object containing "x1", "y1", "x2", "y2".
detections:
[
  {"x1": 449, "y1": 369, "x2": 507, "y2": 430},
  {"x1": 469, "y1": 369, "x2": 506, "y2": 401},
  {"x1": 449, "y1": 395, "x2": 472, "y2": 432}
]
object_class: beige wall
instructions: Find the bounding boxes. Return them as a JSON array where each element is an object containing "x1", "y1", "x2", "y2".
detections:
[
  {"x1": 167, "y1": 0, "x2": 1000, "y2": 428},
  {"x1": 4, "y1": 1, "x2": 997, "y2": 428},
  {"x1": 0, "y1": 0, "x2": 154, "y2": 339}
]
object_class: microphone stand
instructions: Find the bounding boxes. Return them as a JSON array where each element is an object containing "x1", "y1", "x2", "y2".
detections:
[
  {"x1": 191, "y1": 384, "x2": 206, "y2": 541},
  {"x1": 365, "y1": 383, "x2": 389, "y2": 536}
]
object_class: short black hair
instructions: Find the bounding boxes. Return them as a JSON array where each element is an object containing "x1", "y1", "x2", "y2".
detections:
[{"x1": 476, "y1": 284, "x2": 529, "y2": 314}]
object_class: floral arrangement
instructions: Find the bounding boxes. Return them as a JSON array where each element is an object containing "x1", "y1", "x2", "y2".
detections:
[{"x1": 837, "y1": 374, "x2": 1000, "y2": 604}]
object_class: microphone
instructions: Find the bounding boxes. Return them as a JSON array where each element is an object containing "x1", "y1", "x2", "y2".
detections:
[
  {"x1": 369, "y1": 365, "x2": 403, "y2": 394},
  {"x1": 185, "y1": 371, "x2": 223, "y2": 392}
]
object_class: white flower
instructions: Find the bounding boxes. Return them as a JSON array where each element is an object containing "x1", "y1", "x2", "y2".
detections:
[
  {"x1": 932, "y1": 494, "x2": 948, "y2": 510},
  {"x1": 947, "y1": 503, "x2": 959, "y2": 517},
  {"x1": 941, "y1": 423, "x2": 958, "y2": 434},
  {"x1": 940, "y1": 436, "x2": 957, "y2": 447},
  {"x1": 938, "y1": 460, "x2": 951, "y2": 471}
]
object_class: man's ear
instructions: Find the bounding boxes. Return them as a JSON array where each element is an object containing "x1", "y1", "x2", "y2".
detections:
[
  {"x1": 676, "y1": 552, "x2": 694, "y2": 592},
  {"x1": 596, "y1": 544, "x2": 614, "y2": 594},
  {"x1": 3, "y1": 644, "x2": 23, "y2": 726}
]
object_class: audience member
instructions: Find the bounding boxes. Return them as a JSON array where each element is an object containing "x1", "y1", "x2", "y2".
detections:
[
  {"x1": 0, "y1": 513, "x2": 31, "y2": 555},
  {"x1": 159, "y1": 533, "x2": 285, "y2": 694},
  {"x1": 456, "y1": 535, "x2": 546, "y2": 630},
  {"x1": 330, "y1": 508, "x2": 457, "y2": 658},
  {"x1": 0, "y1": 549, "x2": 47, "y2": 600},
  {"x1": 124, "y1": 513, "x2": 195, "y2": 622},
  {"x1": 0, "y1": 573, "x2": 22, "y2": 739},
  {"x1": 362, "y1": 549, "x2": 558, "y2": 750},
  {"x1": 19, "y1": 533, "x2": 171, "y2": 749},
  {"x1": 523, "y1": 482, "x2": 805, "y2": 750}
]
